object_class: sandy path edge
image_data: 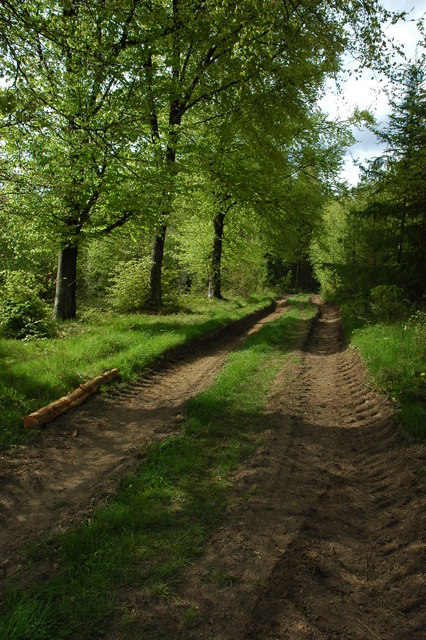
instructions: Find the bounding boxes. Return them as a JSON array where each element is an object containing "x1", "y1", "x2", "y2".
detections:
[{"x1": 0, "y1": 298, "x2": 290, "y2": 581}]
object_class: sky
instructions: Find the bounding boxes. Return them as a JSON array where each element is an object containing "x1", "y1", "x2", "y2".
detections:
[{"x1": 318, "y1": 0, "x2": 426, "y2": 186}]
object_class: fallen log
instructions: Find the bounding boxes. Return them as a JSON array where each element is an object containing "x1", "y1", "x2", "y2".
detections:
[
  {"x1": 79, "y1": 368, "x2": 121, "y2": 396},
  {"x1": 23, "y1": 368, "x2": 120, "y2": 429}
]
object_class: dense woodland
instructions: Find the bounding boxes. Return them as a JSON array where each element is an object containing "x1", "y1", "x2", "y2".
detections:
[{"x1": 0, "y1": 1, "x2": 424, "y2": 336}]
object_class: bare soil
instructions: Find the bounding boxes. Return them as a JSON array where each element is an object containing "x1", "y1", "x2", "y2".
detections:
[
  {"x1": 1, "y1": 298, "x2": 425, "y2": 639},
  {"x1": 0, "y1": 299, "x2": 289, "y2": 579},
  {"x1": 118, "y1": 298, "x2": 426, "y2": 640}
]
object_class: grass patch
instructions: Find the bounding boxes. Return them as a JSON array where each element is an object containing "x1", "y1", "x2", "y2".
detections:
[
  {"x1": 348, "y1": 315, "x2": 426, "y2": 439},
  {"x1": 0, "y1": 294, "x2": 315, "y2": 640},
  {"x1": 0, "y1": 294, "x2": 274, "y2": 450}
]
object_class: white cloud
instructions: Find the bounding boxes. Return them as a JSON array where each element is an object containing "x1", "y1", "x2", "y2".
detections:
[{"x1": 319, "y1": 0, "x2": 426, "y2": 186}]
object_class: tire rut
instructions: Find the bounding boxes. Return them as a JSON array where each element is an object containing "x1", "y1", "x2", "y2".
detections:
[
  {"x1": 0, "y1": 299, "x2": 289, "y2": 581},
  {"x1": 244, "y1": 302, "x2": 425, "y2": 640},
  {"x1": 148, "y1": 299, "x2": 425, "y2": 640}
]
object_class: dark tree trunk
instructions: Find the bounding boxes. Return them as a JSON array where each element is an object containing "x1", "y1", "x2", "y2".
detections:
[
  {"x1": 397, "y1": 206, "x2": 406, "y2": 266},
  {"x1": 53, "y1": 245, "x2": 78, "y2": 320},
  {"x1": 148, "y1": 224, "x2": 167, "y2": 310},
  {"x1": 146, "y1": 97, "x2": 181, "y2": 311},
  {"x1": 294, "y1": 259, "x2": 300, "y2": 290},
  {"x1": 209, "y1": 211, "x2": 226, "y2": 300}
]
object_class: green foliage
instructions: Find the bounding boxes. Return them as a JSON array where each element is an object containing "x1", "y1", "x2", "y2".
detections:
[
  {"x1": 350, "y1": 314, "x2": 426, "y2": 439},
  {"x1": 221, "y1": 219, "x2": 268, "y2": 297},
  {"x1": 80, "y1": 226, "x2": 153, "y2": 301},
  {"x1": 107, "y1": 258, "x2": 151, "y2": 312},
  {"x1": 107, "y1": 257, "x2": 181, "y2": 313},
  {"x1": 0, "y1": 271, "x2": 54, "y2": 339},
  {"x1": 310, "y1": 200, "x2": 349, "y2": 297},
  {"x1": 0, "y1": 211, "x2": 57, "y2": 295},
  {"x1": 170, "y1": 188, "x2": 213, "y2": 293},
  {"x1": 160, "y1": 263, "x2": 182, "y2": 312},
  {"x1": 337, "y1": 296, "x2": 371, "y2": 336},
  {"x1": 0, "y1": 295, "x2": 273, "y2": 450},
  {"x1": 369, "y1": 284, "x2": 409, "y2": 321}
]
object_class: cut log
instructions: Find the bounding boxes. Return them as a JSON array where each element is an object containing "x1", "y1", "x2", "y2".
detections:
[
  {"x1": 23, "y1": 368, "x2": 120, "y2": 429},
  {"x1": 79, "y1": 368, "x2": 120, "y2": 395}
]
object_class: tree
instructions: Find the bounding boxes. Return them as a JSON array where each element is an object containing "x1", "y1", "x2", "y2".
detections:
[
  {"x1": 311, "y1": 58, "x2": 426, "y2": 305},
  {"x1": 132, "y1": 0, "x2": 398, "y2": 308},
  {"x1": 0, "y1": 1, "x2": 154, "y2": 318},
  {"x1": 0, "y1": 1, "x2": 404, "y2": 313},
  {"x1": 359, "y1": 57, "x2": 426, "y2": 297},
  {"x1": 377, "y1": 60, "x2": 425, "y2": 270},
  {"x1": 191, "y1": 80, "x2": 351, "y2": 297}
]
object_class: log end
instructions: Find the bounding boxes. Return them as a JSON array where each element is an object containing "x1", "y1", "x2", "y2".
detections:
[{"x1": 23, "y1": 415, "x2": 40, "y2": 429}]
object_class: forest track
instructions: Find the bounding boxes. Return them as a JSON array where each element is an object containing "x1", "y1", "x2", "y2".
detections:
[
  {"x1": 0, "y1": 298, "x2": 290, "y2": 580},
  {"x1": 135, "y1": 297, "x2": 426, "y2": 640}
]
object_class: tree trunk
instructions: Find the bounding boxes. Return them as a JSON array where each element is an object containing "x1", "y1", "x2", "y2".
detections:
[
  {"x1": 146, "y1": 98, "x2": 181, "y2": 311},
  {"x1": 209, "y1": 211, "x2": 226, "y2": 300},
  {"x1": 397, "y1": 206, "x2": 406, "y2": 266},
  {"x1": 53, "y1": 245, "x2": 78, "y2": 320},
  {"x1": 294, "y1": 259, "x2": 300, "y2": 290},
  {"x1": 148, "y1": 224, "x2": 167, "y2": 310}
]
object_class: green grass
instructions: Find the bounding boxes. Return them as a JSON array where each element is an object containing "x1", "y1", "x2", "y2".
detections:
[
  {"x1": 0, "y1": 294, "x2": 274, "y2": 450},
  {"x1": 0, "y1": 294, "x2": 315, "y2": 640},
  {"x1": 349, "y1": 317, "x2": 426, "y2": 439}
]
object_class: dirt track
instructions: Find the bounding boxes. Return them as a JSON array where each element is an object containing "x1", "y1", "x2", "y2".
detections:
[
  {"x1": 1, "y1": 298, "x2": 425, "y2": 639},
  {"x1": 126, "y1": 298, "x2": 426, "y2": 640},
  {"x1": 0, "y1": 299, "x2": 290, "y2": 578}
]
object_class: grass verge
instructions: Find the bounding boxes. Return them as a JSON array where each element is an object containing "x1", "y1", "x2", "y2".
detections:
[
  {"x1": 0, "y1": 294, "x2": 273, "y2": 451},
  {"x1": 341, "y1": 307, "x2": 426, "y2": 439},
  {"x1": 0, "y1": 294, "x2": 315, "y2": 640}
]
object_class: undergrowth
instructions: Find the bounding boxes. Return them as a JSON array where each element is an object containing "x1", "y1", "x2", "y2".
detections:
[
  {"x1": 339, "y1": 302, "x2": 426, "y2": 439},
  {"x1": 0, "y1": 294, "x2": 273, "y2": 450},
  {"x1": 0, "y1": 294, "x2": 315, "y2": 640}
]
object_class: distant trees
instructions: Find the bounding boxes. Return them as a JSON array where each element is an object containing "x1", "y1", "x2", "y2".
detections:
[
  {"x1": 311, "y1": 57, "x2": 426, "y2": 308},
  {"x1": 367, "y1": 60, "x2": 426, "y2": 292},
  {"x1": 0, "y1": 1, "x2": 405, "y2": 321}
]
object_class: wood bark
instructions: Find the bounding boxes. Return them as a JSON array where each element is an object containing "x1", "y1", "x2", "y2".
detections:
[
  {"x1": 146, "y1": 0, "x2": 182, "y2": 311},
  {"x1": 23, "y1": 369, "x2": 120, "y2": 429},
  {"x1": 397, "y1": 205, "x2": 406, "y2": 266},
  {"x1": 148, "y1": 224, "x2": 167, "y2": 310},
  {"x1": 147, "y1": 105, "x2": 181, "y2": 310},
  {"x1": 209, "y1": 211, "x2": 226, "y2": 300},
  {"x1": 53, "y1": 245, "x2": 78, "y2": 320}
]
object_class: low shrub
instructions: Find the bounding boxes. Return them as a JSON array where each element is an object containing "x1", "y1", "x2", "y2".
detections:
[
  {"x1": 406, "y1": 309, "x2": 426, "y2": 332},
  {"x1": 0, "y1": 271, "x2": 54, "y2": 339},
  {"x1": 107, "y1": 258, "x2": 151, "y2": 312},
  {"x1": 369, "y1": 284, "x2": 410, "y2": 321},
  {"x1": 160, "y1": 265, "x2": 181, "y2": 312},
  {"x1": 108, "y1": 258, "x2": 181, "y2": 313}
]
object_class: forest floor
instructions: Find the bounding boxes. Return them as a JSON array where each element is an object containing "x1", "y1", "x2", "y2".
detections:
[{"x1": 1, "y1": 296, "x2": 425, "y2": 639}]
